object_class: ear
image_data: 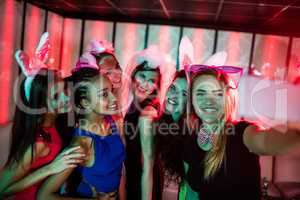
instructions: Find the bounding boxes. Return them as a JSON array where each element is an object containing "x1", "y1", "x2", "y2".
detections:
[
  {"x1": 179, "y1": 36, "x2": 194, "y2": 70},
  {"x1": 35, "y1": 32, "x2": 50, "y2": 63},
  {"x1": 80, "y1": 98, "x2": 91, "y2": 109},
  {"x1": 15, "y1": 50, "x2": 31, "y2": 76},
  {"x1": 204, "y1": 51, "x2": 227, "y2": 66}
]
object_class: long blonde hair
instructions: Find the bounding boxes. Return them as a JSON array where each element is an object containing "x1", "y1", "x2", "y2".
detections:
[{"x1": 188, "y1": 69, "x2": 238, "y2": 180}]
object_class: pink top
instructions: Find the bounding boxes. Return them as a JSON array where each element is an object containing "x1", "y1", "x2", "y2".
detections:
[{"x1": 13, "y1": 127, "x2": 62, "y2": 200}]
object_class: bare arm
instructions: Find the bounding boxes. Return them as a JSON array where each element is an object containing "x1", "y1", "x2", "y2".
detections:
[
  {"x1": 37, "y1": 138, "x2": 92, "y2": 200},
  {"x1": 118, "y1": 164, "x2": 126, "y2": 200},
  {"x1": 243, "y1": 124, "x2": 300, "y2": 155},
  {"x1": 139, "y1": 106, "x2": 157, "y2": 200},
  {"x1": 0, "y1": 142, "x2": 83, "y2": 197},
  {"x1": 115, "y1": 117, "x2": 126, "y2": 200},
  {"x1": 0, "y1": 143, "x2": 50, "y2": 197}
]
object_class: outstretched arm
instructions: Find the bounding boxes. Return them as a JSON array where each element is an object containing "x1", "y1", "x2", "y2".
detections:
[{"x1": 243, "y1": 124, "x2": 300, "y2": 155}]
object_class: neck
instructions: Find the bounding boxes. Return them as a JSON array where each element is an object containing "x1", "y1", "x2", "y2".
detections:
[
  {"x1": 42, "y1": 113, "x2": 56, "y2": 128},
  {"x1": 202, "y1": 120, "x2": 224, "y2": 134},
  {"x1": 171, "y1": 111, "x2": 181, "y2": 122},
  {"x1": 79, "y1": 112, "x2": 106, "y2": 135},
  {"x1": 135, "y1": 95, "x2": 147, "y2": 104}
]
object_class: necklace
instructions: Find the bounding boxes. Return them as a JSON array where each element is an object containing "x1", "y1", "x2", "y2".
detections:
[{"x1": 197, "y1": 127, "x2": 217, "y2": 151}]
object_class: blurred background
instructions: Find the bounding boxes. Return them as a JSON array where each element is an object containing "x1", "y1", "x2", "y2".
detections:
[{"x1": 1, "y1": 0, "x2": 300, "y2": 199}]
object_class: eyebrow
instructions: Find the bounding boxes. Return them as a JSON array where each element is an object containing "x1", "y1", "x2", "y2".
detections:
[
  {"x1": 212, "y1": 89, "x2": 223, "y2": 92},
  {"x1": 196, "y1": 89, "x2": 222, "y2": 92}
]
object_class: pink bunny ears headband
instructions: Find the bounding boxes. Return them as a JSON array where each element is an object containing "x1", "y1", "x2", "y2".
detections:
[
  {"x1": 72, "y1": 40, "x2": 115, "y2": 73},
  {"x1": 134, "y1": 45, "x2": 164, "y2": 70},
  {"x1": 15, "y1": 32, "x2": 51, "y2": 101},
  {"x1": 179, "y1": 36, "x2": 243, "y2": 88}
]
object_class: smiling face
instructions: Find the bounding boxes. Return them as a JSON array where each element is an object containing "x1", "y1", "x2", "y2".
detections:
[
  {"x1": 165, "y1": 77, "x2": 187, "y2": 117},
  {"x1": 97, "y1": 54, "x2": 122, "y2": 89},
  {"x1": 192, "y1": 74, "x2": 225, "y2": 124},
  {"x1": 87, "y1": 75, "x2": 118, "y2": 116},
  {"x1": 48, "y1": 78, "x2": 70, "y2": 114},
  {"x1": 132, "y1": 70, "x2": 160, "y2": 102}
]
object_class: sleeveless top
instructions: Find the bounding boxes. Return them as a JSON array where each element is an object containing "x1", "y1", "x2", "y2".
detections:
[
  {"x1": 73, "y1": 116, "x2": 126, "y2": 197},
  {"x1": 124, "y1": 100, "x2": 162, "y2": 200},
  {"x1": 13, "y1": 127, "x2": 62, "y2": 200},
  {"x1": 182, "y1": 121, "x2": 261, "y2": 200}
]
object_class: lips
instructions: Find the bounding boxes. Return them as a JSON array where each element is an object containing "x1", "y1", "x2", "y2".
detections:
[
  {"x1": 108, "y1": 104, "x2": 117, "y2": 111},
  {"x1": 201, "y1": 107, "x2": 218, "y2": 113},
  {"x1": 167, "y1": 98, "x2": 178, "y2": 105},
  {"x1": 137, "y1": 86, "x2": 149, "y2": 94}
]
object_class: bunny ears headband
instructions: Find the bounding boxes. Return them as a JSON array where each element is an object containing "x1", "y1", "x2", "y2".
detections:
[
  {"x1": 15, "y1": 32, "x2": 51, "y2": 101},
  {"x1": 179, "y1": 36, "x2": 243, "y2": 88},
  {"x1": 134, "y1": 45, "x2": 164, "y2": 70},
  {"x1": 72, "y1": 40, "x2": 116, "y2": 73}
]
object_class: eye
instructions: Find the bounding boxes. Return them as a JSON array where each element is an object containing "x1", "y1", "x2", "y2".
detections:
[
  {"x1": 170, "y1": 85, "x2": 176, "y2": 92},
  {"x1": 138, "y1": 73, "x2": 145, "y2": 79},
  {"x1": 98, "y1": 91, "x2": 108, "y2": 98},
  {"x1": 102, "y1": 92, "x2": 109, "y2": 97},
  {"x1": 215, "y1": 92, "x2": 223, "y2": 97},
  {"x1": 106, "y1": 70, "x2": 113, "y2": 75},
  {"x1": 196, "y1": 92, "x2": 205, "y2": 96},
  {"x1": 148, "y1": 79, "x2": 155, "y2": 84}
]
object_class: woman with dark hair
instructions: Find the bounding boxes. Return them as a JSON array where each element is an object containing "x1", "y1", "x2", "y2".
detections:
[
  {"x1": 155, "y1": 70, "x2": 188, "y2": 181},
  {"x1": 87, "y1": 40, "x2": 122, "y2": 93},
  {"x1": 154, "y1": 70, "x2": 188, "y2": 198},
  {"x1": 38, "y1": 63, "x2": 126, "y2": 199},
  {"x1": 0, "y1": 51, "x2": 84, "y2": 200},
  {"x1": 123, "y1": 46, "x2": 163, "y2": 200}
]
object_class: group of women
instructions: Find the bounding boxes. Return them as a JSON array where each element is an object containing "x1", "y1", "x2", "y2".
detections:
[{"x1": 1, "y1": 32, "x2": 300, "y2": 200}]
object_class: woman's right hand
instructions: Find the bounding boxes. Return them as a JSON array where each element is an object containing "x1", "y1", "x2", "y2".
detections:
[{"x1": 47, "y1": 146, "x2": 85, "y2": 175}]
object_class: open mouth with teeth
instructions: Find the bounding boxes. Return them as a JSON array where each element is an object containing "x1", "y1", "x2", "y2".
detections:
[
  {"x1": 108, "y1": 104, "x2": 117, "y2": 111},
  {"x1": 200, "y1": 107, "x2": 218, "y2": 113},
  {"x1": 137, "y1": 86, "x2": 149, "y2": 94},
  {"x1": 167, "y1": 98, "x2": 178, "y2": 105}
]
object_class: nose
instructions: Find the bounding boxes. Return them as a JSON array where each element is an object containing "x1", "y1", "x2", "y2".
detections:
[
  {"x1": 111, "y1": 70, "x2": 121, "y2": 82},
  {"x1": 203, "y1": 95, "x2": 216, "y2": 106},
  {"x1": 109, "y1": 92, "x2": 117, "y2": 104}
]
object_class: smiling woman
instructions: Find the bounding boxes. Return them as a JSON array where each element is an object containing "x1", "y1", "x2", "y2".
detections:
[
  {"x1": 37, "y1": 67, "x2": 126, "y2": 200},
  {"x1": 124, "y1": 46, "x2": 163, "y2": 200}
]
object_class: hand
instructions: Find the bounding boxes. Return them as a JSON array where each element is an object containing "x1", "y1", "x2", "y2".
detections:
[
  {"x1": 287, "y1": 121, "x2": 300, "y2": 132},
  {"x1": 47, "y1": 146, "x2": 85, "y2": 175}
]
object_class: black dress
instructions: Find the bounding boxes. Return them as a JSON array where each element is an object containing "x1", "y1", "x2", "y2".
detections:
[
  {"x1": 155, "y1": 113, "x2": 185, "y2": 183},
  {"x1": 124, "y1": 99, "x2": 162, "y2": 200},
  {"x1": 183, "y1": 121, "x2": 261, "y2": 200}
]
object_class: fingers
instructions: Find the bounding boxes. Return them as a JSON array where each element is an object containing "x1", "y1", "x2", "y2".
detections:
[
  {"x1": 62, "y1": 146, "x2": 82, "y2": 155},
  {"x1": 65, "y1": 158, "x2": 83, "y2": 165},
  {"x1": 64, "y1": 153, "x2": 85, "y2": 160}
]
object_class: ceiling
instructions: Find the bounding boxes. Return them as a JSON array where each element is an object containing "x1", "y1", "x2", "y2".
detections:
[{"x1": 27, "y1": 0, "x2": 300, "y2": 36}]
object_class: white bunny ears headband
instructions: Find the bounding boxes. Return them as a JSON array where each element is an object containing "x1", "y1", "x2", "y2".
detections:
[
  {"x1": 15, "y1": 32, "x2": 51, "y2": 102},
  {"x1": 179, "y1": 36, "x2": 243, "y2": 88}
]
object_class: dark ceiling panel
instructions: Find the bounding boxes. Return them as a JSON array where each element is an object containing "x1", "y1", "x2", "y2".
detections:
[{"x1": 26, "y1": 0, "x2": 300, "y2": 36}]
